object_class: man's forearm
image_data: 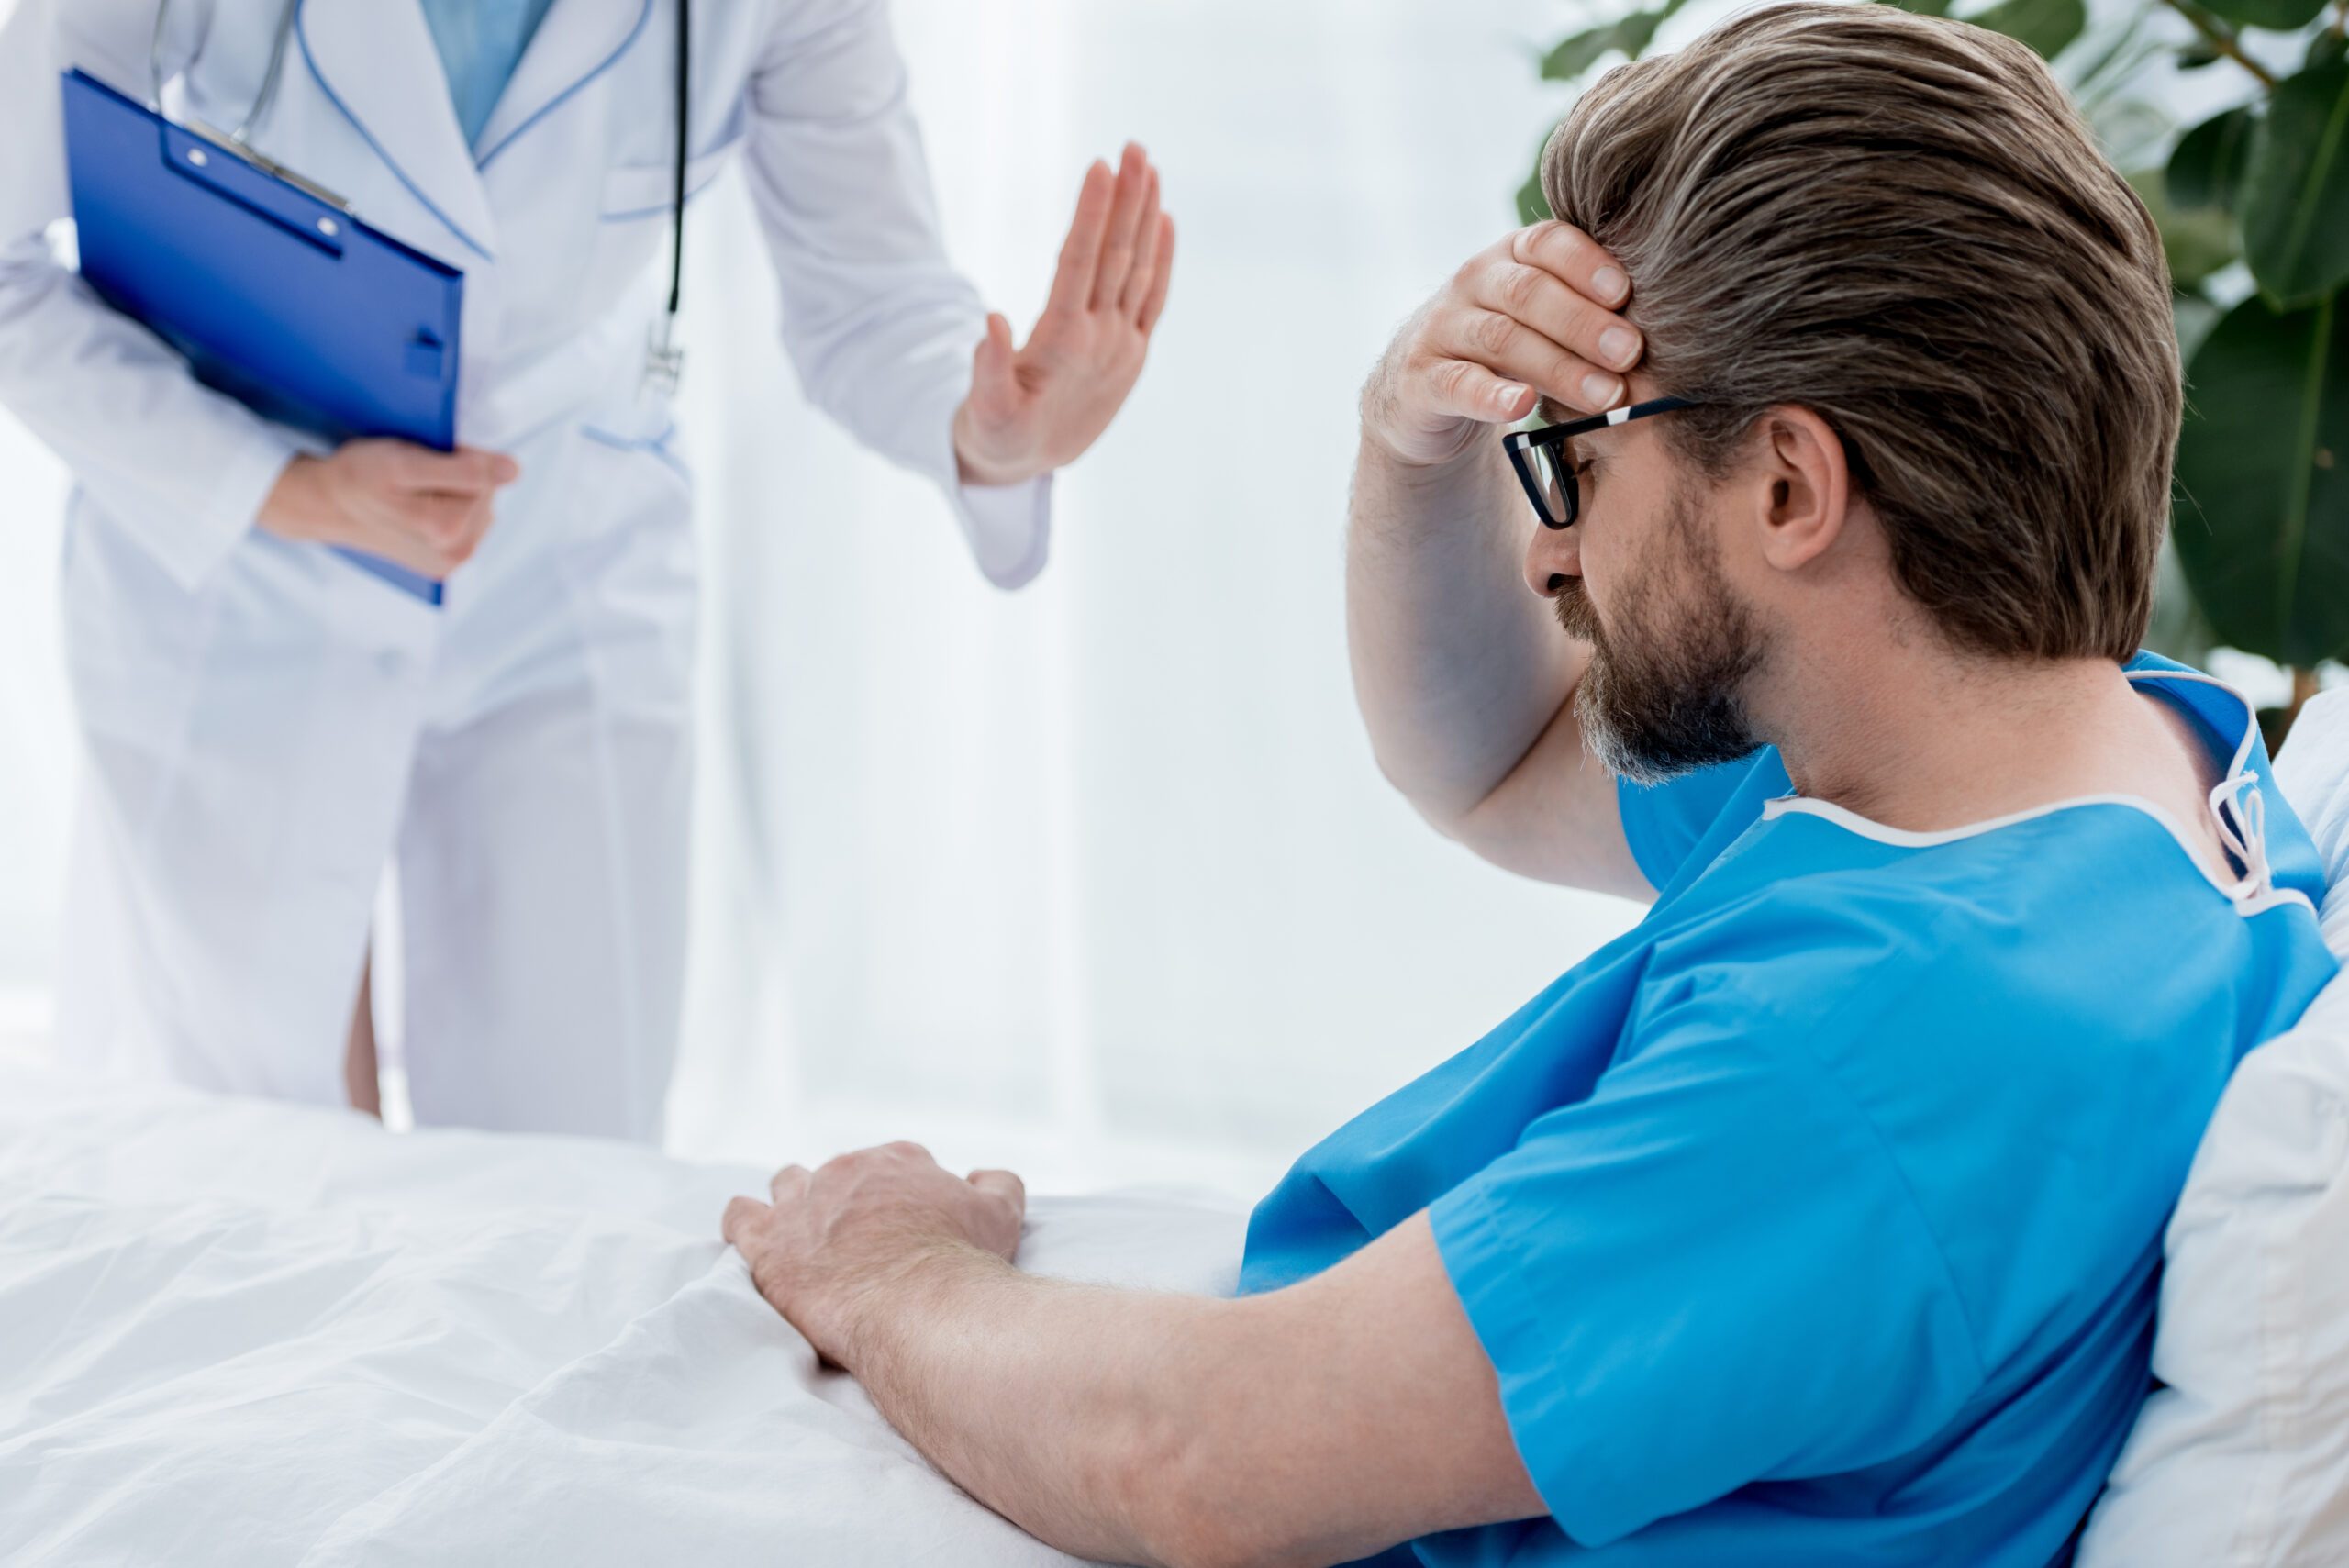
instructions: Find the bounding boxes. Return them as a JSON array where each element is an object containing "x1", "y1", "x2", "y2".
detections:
[
  {"x1": 1345, "y1": 434, "x2": 1586, "y2": 828},
  {"x1": 728, "y1": 1152, "x2": 1548, "y2": 1568},
  {"x1": 828, "y1": 1245, "x2": 1214, "y2": 1568}
]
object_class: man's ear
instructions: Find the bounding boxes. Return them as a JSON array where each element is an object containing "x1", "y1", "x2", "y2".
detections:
[{"x1": 1745, "y1": 406, "x2": 1851, "y2": 572}]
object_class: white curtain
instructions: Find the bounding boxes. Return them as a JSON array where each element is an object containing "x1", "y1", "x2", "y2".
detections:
[
  {"x1": 0, "y1": 0, "x2": 1648, "y2": 1194},
  {"x1": 662, "y1": 0, "x2": 1642, "y2": 1194}
]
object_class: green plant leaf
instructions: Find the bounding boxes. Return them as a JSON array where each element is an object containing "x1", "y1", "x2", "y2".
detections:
[
  {"x1": 1966, "y1": 0, "x2": 2087, "y2": 60},
  {"x1": 2197, "y1": 0, "x2": 2325, "y2": 30},
  {"x1": 1541, "y1": 0, "x2": 1694, "y2": 80},
  {"x1": 2098, "y1": 97, "x2": 2176, "y2": 166},
  {"x1": 2168, "y1": 105, "x2": 2258, "y2": 212},
  {"x1": 1617, "y1": 9, "x2": 1665, "y2": 58},
  {"x1": 2177, "y1": 41, "x2": 2224, "y2": 70},
  {"x1": 2173, "y1": 292, "x2": 2349, "y2": 667},
  {"x1": 2311, "y1": 31, "x2": 2348, "y2": 72},
  {"x1": 1540, "y1": 25, "x2": 1622, "y2": 80},
  {"x1": 2242, "y1": 61, "x2": 2349, "y2": 306},
  {"x1": 2131, "y1": 169, "x2": 2243, "y2": 284},
  {"x1": 2070, "y1": 6, "x2": 2154, "y2": 95}
]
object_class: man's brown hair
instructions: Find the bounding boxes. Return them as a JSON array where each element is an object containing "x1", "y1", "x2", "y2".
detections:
[{"x1": 1541, "y1": 1, "x2": 2180, "y2": 662}]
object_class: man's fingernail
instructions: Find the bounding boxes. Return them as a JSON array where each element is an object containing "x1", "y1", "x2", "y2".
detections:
[
  {"x1": 1582, "y1": 372, "x2": 1623, "y2": 409},
  {"x1": 1599, "y1": 327, "x2": 1641, "y2": 369},
  {"x1": 1592, "y1": 266, "x2": 1629, "y2": 306},
  {"x1": 1497, "y1": 382, "x2": 1529, "y2": 411}
]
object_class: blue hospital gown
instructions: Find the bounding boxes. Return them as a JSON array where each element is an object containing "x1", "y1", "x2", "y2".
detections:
[{"x1": 1240, "y1": 653, "x2": 2338, "y2": 1566}]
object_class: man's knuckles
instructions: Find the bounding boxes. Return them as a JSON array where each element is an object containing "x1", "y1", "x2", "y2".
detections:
[
  {"x1": 1431, "y1": 358, "x2": 1486, "y2": 406},
  {"x1": 1516, "y1": 219, "x2": 1593, "y2": 279},
  {"x1": 1495, "y1": 260, "x2": 1547, "y2": 319},
  {"x1": 1465, "y1": 308, "x2": 1516, "y2": 361}
]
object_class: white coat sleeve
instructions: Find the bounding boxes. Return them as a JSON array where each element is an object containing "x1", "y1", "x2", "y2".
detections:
[
  {"x1": 742, "y1": 0, "x2": 1052, "y2": 590},
  {"x1": 0, "y1": 0, "x2": 302, "y2": 593}
]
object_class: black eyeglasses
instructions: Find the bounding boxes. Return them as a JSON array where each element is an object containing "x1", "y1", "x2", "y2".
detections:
[{"x1": 1503, "y1": 395, "x2": 1697, "y2": 529}]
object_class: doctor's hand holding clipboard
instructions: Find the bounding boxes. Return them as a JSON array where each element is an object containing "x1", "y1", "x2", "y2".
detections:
[
  {"x1": 256, "y1": 439, "x2": 520, "y2": 583},
  {"x1": 0, "y1": 0, "x2": 1173, "y2": 1142}
]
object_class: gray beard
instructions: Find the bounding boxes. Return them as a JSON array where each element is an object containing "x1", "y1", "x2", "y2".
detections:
[{"x1": 1553, "y1": 492, "x2": 1766, "y2": 785}]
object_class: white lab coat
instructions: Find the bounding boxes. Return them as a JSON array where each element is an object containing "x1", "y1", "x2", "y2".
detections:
[{"x1": 0, "y1": 0, "x2": 1051, "y2": 1140}]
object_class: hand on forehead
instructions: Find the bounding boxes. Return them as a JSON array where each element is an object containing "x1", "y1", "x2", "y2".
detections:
[
  {"x1": 1358, "y1": 217, "x2": 1646, "y2": 469},
  {"x1": 1512, "y1": 221, "x2": 1631, "y2": 314}
]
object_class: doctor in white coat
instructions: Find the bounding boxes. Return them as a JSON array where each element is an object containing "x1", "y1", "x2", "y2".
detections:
[{"x1": 0, "y1": 0, "x2": 1174, "y2": 1140}]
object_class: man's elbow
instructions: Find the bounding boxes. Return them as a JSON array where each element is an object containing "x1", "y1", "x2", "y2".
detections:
[{"x1": 1361, "y1": 737, "x2": 1484, "y2": 851}]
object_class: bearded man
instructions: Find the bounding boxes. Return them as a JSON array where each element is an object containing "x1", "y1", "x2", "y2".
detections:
[{"x1": 718, "y1": 6, "x2": 2341, "y2": 1563}]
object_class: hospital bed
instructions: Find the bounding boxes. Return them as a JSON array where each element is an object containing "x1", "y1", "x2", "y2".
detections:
[{"x1": 0, "y1": 1066, "x2": 1245, "y2": 1566}]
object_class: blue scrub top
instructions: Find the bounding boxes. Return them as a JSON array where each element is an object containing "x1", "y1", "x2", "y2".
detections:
[
  {"x1": 1240, "y1": 653, "x2": 2338, "y2": 1567},
  {"x1": 418, "y1": 0, "x2": 562, "y2": 149}
]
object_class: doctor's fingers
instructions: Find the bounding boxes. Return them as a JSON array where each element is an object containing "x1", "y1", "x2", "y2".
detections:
[
  {"x1": 334, "y1": 510, "x2": 469, "y2": 581},
  {"x1": 1091, "y1": 149, "x2": 1155, "y2": 313},
  {"x1": 768, "y1": 1163, "x2": 812, "y2": 1203},
  {"x1": 395, "y1": 446, "x2": 520, "y2": 497},
  {"x1": 1045, "y1": 158, "x2": 1117, "y2": 318},
  {"x1": 399, "y1": 492, "x2": 495, "y2": 565},
  {"x1": 1135, "y1": 216, "x2": 1175, "y2": 334},
  {"x1": 1117, "y1": 173, "x2": 1167, "y2": 319}
]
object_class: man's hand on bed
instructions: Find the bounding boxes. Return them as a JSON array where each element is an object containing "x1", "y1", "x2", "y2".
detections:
[
  {"x1": 723, "y1": 1164, "x2": 1547, "y2": 1568},
  {"x1": 721, "y1": 1142, "x2": 1026, "y2": 1365}
]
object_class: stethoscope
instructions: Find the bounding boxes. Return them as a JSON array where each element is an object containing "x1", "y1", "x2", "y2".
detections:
[{"x1": 148, "y1": 0, "x2": 693, "y2": 395}]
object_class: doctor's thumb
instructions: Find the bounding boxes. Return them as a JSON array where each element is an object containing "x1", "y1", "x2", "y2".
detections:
[
  {"x1": 440, "y1": 447, "x2": 521, "y2": 489},
  {"x1": 971, "y1": 315, "x2": 1016, "y2": 390},
  {"x1": 475, "y1": 450, "x2": 522, "y2": 486}
]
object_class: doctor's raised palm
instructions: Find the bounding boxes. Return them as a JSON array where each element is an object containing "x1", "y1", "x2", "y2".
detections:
[{"x1": 951, "y1": 143, "x2": 1174, "y2": 487}]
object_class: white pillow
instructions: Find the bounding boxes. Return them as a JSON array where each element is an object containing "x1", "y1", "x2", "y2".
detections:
[{"x1": 2078, "y1": 690, "x2": 2349, "y2": 1568}]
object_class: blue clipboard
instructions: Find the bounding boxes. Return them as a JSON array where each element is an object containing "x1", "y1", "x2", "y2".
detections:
[{"x1": 60, "y1": 68, "x2": 463, "y2": 606}]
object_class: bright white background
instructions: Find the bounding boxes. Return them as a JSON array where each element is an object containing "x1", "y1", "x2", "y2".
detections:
[{"x1": 0, "y1": 0, "x2": 1653, "y2": 1196}]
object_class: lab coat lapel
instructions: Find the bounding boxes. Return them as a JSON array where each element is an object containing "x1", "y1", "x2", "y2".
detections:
[
  {"x1": 292, "y1": 0, "x2": 498, "y2": 262},
  {"x1": 473, "y1": 0, "x2": 656, "y2": 172}
]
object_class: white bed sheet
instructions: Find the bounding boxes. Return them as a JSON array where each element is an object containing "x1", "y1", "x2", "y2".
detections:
[{"x1": 0, "y1": 1065, "x2": 1250, "y2": 1566}]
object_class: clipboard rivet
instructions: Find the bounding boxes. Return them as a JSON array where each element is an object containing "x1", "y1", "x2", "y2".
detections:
[
  {"x1": 187, "y1": 147, "x2": 208, "y2": 167},
  {"x1": 317, "y1": 217, "x2": 340, "y2": 238}
]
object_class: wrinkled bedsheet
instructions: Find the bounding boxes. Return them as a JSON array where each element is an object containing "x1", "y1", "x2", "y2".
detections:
[{"x1": 0, "y1": 1065, "x2": 1249, "y2": 1566}]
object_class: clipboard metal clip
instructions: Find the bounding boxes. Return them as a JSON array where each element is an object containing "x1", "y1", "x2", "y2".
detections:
[
  {"x1": 149, "y1": 0, "x2": 348, "y2": 213},
  {"x1": 177, "y1": 119, "x2": 353, "y2": 213}
]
